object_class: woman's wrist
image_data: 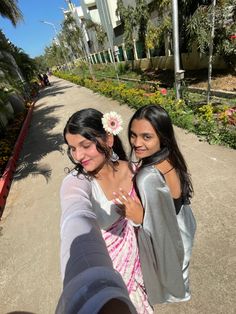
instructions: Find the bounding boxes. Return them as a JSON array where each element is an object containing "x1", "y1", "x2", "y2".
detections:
[{"x1": 129, "y1": 220, "x2": 141, "y2": 227}]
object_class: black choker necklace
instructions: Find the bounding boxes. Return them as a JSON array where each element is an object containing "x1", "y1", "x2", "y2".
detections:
[{"x1": 141, "y1": 147, "x2": 169, "y2": 167}]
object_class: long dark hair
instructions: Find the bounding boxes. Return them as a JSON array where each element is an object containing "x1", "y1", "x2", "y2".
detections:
[
  {"x1": 128, "y1": 105, "x2": 193, "y2": 199},
  {"x1": 64, "y1": 108, "x2": 127, "y2": 177}
]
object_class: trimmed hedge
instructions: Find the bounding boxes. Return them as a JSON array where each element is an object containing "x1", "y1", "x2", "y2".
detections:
[{"x1": 54, "y1": 72, "x2": 236, "y2": 149}]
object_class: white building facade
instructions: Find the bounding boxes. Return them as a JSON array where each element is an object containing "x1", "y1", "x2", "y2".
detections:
[{"x1": 64, "y1": 0, "x2": 162, "y2": 63}]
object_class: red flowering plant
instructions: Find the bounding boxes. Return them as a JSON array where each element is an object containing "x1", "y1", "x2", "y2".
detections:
[
  {"x1": 218, "y1": 106, "x2": 236, "y2": 126},
  {"x1": 143, "y1": 87, "x2": 167, "y2": 97},
  {"x1": 224, "y1": 107, "x2": 236, "y2": 126},
  {"x1": 0, "y1": 112, "x2": 26, "y2": 177},
  {"x1": 160, "y1": 88, "x2": 167, "y2": 95}
]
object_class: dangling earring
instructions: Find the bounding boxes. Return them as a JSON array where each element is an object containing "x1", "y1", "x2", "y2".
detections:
[{"x1": 110, "y1": 149, "x2": 119, "y2": 162}]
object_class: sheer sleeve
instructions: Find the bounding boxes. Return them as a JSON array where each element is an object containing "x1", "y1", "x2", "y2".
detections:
[
  {"x1": 60, "y1": 173, "x2": 112, "y2": 284},
  {"x1": 60, "y1": 173, "x2": 94, "y2": 233},
  {"x1": 136, "y1": 166, "x2": 186, "y2": 304},
  {"x1": 57, "y1": 173, "x2": 137, "y2": 314}
]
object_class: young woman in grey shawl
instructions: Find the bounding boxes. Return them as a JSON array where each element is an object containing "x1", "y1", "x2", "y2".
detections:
[{"x1": 113, "y1": 105, "x2": 196, "y2": 306}]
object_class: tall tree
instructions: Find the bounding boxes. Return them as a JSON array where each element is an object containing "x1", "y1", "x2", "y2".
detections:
[
  {"x1": 187, "y1": 0, "x2": 236, "y2": 68},
  {"x1": 84, "y1": 18, "x2": 107, "y2": 51},
  {"x1": 61, "y1": 12, "x2": 83, "y2": 59},
  {"x1": 11, "y1": 46, "x2": 37, "y2": 81},
  {"x1": 147, "y1": 0, "x2": 172, "y2": 55},
  {"x1": 0, "y1": 0, "x2": 23, "y2": 26},
  {"x1": 117, "y1": 0, "x2": 169, "y2": 55},
  {"x1": 116, "y1": 0, "x2": 137, "y2": 49}
]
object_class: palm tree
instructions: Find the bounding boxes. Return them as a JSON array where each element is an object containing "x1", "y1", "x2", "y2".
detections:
[
  {"x1": 116, "y1": 0, "x2": 137, "y2": 49},
  {"x1": 61, "y1": 12, "x2": 83, "y2": 59},
  {"x1": 0, "y1": 1, "x2": 24, "y2": 94},
  {"x1": 0, "y1": 0, "x2": 27, "y2": 133},
  {"x1": 84, "y1": 18, "x2": 107, "y2": 51},
  {"x1": 187, "y1": 0, "x2": 236, "y2": 68},
  {"x1": 0, "y1": 0, "x2": 23, "y2": 26},
  {"x1": 11, "y1": 46, "x2": 37, "y2": 82},
  {"x1": 61, "y1": 12, "x2": 95, "y2": 78},
  {"x1": 44, "y1": 44, "x2": 62, "y2": 67}
]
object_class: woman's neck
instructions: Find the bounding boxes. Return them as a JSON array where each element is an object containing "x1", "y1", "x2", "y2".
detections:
[
  {"x1": 96, "y1": 162, "x2": 116, "y2": 181},
  {"x1": 141, "y1": 147, "x2": 169, "y2": 167}
]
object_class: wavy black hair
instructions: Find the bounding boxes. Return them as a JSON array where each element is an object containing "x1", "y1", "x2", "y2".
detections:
[
  {"x1": 128, "y1": 105, "x2": 193, "y2": 200},
  {"x1": 64, "y1": 108, "x2": 127, "y2": 177}
]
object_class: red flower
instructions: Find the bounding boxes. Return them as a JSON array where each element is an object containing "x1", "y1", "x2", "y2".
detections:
[
  {"x1": 160, "y1": 88, "x2": 167, "y2": 95},
  {"x1": 225, "y1": 107, "x2": 236, "y2": 125}
]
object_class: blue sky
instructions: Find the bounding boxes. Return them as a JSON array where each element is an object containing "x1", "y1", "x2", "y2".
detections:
[{"x1": 0, "y1": 0, "x2": 80, "y2": 58}]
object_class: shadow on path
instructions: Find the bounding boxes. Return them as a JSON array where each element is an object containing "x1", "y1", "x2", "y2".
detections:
[
  {"x1": 38, "y1": 82, "x2": 73, "y2": 98},
  {"x1": 14, "y1": 103, "x2": 65, "y2": 182}
]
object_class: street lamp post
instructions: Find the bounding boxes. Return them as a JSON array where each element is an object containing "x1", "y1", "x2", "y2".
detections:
[
  {"x1": 171, "y1": 0, "x2": 183, "y2": 100},
  {"x1": 40, "y1": 20, "x2": 70, "y2": 69},
  {"x1": 207, "y1": 0, "x2": 216, "y2": 104}
]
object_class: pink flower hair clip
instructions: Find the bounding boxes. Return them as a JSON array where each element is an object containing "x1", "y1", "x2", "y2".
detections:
[{"x1": 102, "y1": 111, "x2": 123, "y2": 135}]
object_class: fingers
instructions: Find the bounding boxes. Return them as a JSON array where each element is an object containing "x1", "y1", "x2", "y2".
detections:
[
  {"x1": 112, "y1": 195, "x2": 123, "y2": 205},
  {"x1": 113, "y1": 188, "x2": 131, "y2": 203},
  {"x1": 112, "y1": 189, "x2": 129, "y2": 217},
  {"x1": 121, "y1": 194, "x2": 128, "y2": 201},
  {"x1": 112, "y1": 188, "x2": 143, "y2": 224},
  {"x1": 119, "y1": 188, "x2": 129, "y2": 198}
]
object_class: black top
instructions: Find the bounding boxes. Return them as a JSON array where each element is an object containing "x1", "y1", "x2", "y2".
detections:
[{"x1": 141, "y1": 147, "x2": 189, "y2": 215}]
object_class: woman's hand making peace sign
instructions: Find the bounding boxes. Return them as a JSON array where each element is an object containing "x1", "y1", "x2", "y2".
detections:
[{"x1": 113, "y1": 188, "x2": 144, "y2": 225}]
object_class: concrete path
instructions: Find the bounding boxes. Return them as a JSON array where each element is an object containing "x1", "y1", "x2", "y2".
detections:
[{"x1": 0, "y1": 76, "x2": 235, "y2": 314}]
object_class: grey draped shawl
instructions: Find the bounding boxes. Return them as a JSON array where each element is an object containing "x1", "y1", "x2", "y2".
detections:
[{"x1": 136, "y1": 165, "x2": 196, "y2": 305}]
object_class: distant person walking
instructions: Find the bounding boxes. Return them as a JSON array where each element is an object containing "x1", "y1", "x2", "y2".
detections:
[
  {"x1": 37, "y1": 73, "x2": 44, "y2": 87},
  {"x1": 43, "y1": 73, "x2": 50, "y2": 86}
]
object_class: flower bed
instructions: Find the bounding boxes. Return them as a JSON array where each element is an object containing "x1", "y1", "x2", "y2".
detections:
[
  {"x1": 0, "y1": 112, "x2": 26, "y2": 176},
  {"x1": 0, "y1": 102, "x2": 35, "y2": 217},
  {"x1": 55, "y1": 71, "x2": 236, "y2": 149}
]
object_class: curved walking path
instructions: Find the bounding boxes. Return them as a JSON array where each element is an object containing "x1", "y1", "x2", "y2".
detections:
[{"x1": 0, "y1": 76, "x2": 235, "y2": 314}]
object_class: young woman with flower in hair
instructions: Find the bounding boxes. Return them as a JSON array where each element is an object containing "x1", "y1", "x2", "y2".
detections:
[{"x1": 59, "y1": 108, "x2": 153, "y2": 313}]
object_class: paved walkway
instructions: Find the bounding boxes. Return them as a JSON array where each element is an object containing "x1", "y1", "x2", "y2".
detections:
[{"x1": 0, "y1": 76, "x2": 235, "y2": 314}]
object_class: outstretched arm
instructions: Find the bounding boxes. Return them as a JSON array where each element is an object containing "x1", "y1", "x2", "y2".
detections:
[{"x1": 57, "y1": 174, "x2": 137, "y2": 313}]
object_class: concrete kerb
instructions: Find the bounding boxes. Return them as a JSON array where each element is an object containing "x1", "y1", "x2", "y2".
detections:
[
  {"x1": 0, "y1": 100, "x2": 36, "y2": 218},
  {"x1": 187, "y1": 86, "x2": 236, "y2": 99}
]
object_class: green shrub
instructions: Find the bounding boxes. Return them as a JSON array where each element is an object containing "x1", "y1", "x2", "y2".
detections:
[{"x1": 54, "y1": 71, "x2": 235, "y2": 149}]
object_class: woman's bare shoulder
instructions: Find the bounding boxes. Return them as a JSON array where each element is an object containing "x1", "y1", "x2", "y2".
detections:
[
  {"x1": 154, "y1": 160, "x2": 173, "y2": 175},
  {"x1": 154, "y1": 160, "x2": 181, "y2": 198}
]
